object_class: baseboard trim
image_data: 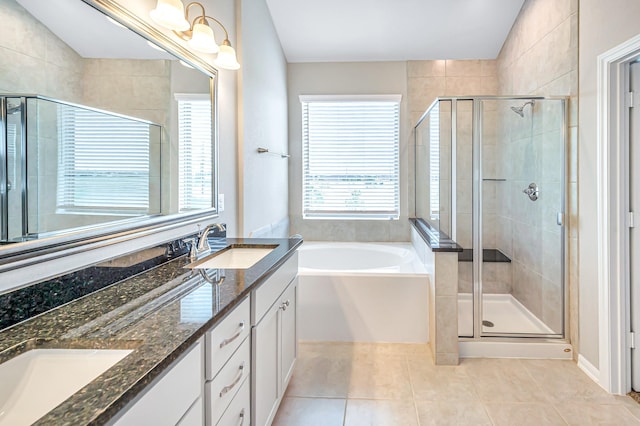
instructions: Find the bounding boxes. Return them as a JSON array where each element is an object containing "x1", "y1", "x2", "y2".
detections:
[{"x1": 578, "y1": 354, "x2": 601, "y2": 385}]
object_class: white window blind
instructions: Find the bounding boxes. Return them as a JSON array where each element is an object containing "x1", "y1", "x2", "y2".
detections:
[
  {"x1": 301, "y1": 95, "x2": 400, "y2": 220},
  {"x1": 429, "y1": 103, "x2": 440, "y2": 220},
  {"x1": 57, "y1": 105, "x2": 151, "y2": 213},
  {"x1": 176, "y1": 94, "x2": 213, "y2": 212}
]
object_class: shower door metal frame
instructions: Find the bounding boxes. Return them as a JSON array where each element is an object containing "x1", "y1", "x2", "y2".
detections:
[
  {"x1": 466, "y1": 96, "x2": 569, "y2": 341},
  {"x1": 1, "y1": 95, "x2": 31, "y2": 241}
]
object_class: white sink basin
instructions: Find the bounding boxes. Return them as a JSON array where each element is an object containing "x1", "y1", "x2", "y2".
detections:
[
  {"x1": 0, "y1": 348, "x2": 132, "y2": 426},
  {"x1": 186, "y1": 247, "x2": 274, "y2": 270}
]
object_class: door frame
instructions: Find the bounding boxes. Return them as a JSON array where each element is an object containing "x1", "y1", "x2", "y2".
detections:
[{"x1": 596, "y1": 34, "x2": 640, "y2": 394}]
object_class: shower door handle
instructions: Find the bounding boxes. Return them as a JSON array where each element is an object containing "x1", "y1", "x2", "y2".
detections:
[{"x1": 522, "y1": 183, "x2": 539, "y2": 201}]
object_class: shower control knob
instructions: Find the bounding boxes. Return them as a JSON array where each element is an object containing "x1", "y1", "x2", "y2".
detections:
[{"x1": 522, "y1": 182, "x2": 539, "y2": 201}]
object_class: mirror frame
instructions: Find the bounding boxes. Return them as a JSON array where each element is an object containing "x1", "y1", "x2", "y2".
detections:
[{"x1": 0, "y1": 0, "x2": 220, "y2": 270}]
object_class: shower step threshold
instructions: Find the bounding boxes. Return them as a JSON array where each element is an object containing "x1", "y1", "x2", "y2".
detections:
[{"x1": 459, "y1": 340, "x2": 573, "y2": 359}]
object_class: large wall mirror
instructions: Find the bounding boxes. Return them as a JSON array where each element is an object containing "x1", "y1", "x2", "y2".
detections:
[{"x1": 0, "y1": 0, "x2": 219, "y2": 259}]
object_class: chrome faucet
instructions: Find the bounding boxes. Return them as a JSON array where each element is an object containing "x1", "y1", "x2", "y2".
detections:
[{"x1": 194, "y1": 223, "x2": 226, "y2": 258}]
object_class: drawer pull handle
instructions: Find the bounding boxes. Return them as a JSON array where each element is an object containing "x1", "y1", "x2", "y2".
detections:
[
  {"x1": 220, "y1": 322, "x2": 245, "y2": 348},
  {"x1": 280, "y1": 299, "x2": 290, "y2": 311},
  {"x1": 220, "y1": 362, "x2": 244, "y2": 397},
  {"x1": 239, "y1": 409, "x2": 245, "y2": 425}
]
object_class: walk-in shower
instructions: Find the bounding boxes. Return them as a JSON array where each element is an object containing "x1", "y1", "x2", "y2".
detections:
[{"x1": 414, "y1": 96, "x2": 567, "y2": 343}]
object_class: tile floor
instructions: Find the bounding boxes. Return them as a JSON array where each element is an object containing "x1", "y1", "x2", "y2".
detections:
[{"x1": 272, "y1": 342, "x2": 640, "y2": 426}]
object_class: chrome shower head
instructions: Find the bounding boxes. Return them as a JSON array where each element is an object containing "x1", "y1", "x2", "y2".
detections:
[
  {"x1": 510, "y1": 100, "x2": 535, "y2": 117},
  {"x1": 510, "y1": 105, "x2": 525, "y2": 117}
]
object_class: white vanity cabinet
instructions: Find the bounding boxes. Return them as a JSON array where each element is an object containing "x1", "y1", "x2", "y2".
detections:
[
  {"x1": 205, "y1": 296, "x2": 251, "y2": 426},
  {"x1": 251, "y1": 253, "x2": 298, "y2": 426},
  {"x1": 111, "y1": 339, "x2": 204, "y2": 426}
]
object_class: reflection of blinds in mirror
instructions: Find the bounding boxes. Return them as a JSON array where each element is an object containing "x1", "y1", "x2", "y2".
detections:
[
  {"x1": 176, "y1": 94, "x2": 212, "y2": 212},
  {"x1": 429, "y1": 104, "x2": 440, "y2": 220},
  {"x1": 56, "y1": 106, "x2": 151, "y2": 213}
]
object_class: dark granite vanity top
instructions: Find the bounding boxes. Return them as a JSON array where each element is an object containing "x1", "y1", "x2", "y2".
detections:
[{"x1": 0, "y1": 237, "x2": 302, "y2": 425}]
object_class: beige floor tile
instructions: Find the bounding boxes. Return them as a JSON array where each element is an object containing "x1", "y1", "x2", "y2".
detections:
[
  {"x1": 554, "y1": 402, "x2": 640, "y2": 425},
  {"x1": 522, "y1": 359, "x2": 620, "y2": 403},
  {"x1": 272, "y1": 397, "x2": 346, "y2": 426},
  {"x1": 484, "y1": 402, "x2": 567, "y2": 425},
  {"x1": 415, "y1": 401, "x2": 492, "y2": 425},
  {"x1": 347, "y1": 353, "x2": 413, "y2": 399},
  {"x1": 347, "y1": 342, "x2": 410, "y2": 362},
  {"x1": 461, "y1": 358, "x2": 550, "y2": 403},
  {"x1": 616, "y1": 395, "x2": 640, "y2": 421},
  {"x1": 408, "y1": 358, "x2": 479, "y2": 401},
  {"x1": 286, "y1": 353, "x2": 353, "y2": 398},
  {"x1": 344, "y1": 399, "x2": 419, "y2": 426},
  {"x1": 299, "y1": 341, "x2": 357, "y2": 357}
]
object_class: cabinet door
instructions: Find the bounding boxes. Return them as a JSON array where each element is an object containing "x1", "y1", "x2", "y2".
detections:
[
  {"x1": 113, "y1": 340, "x2": 202, "y2": 426},
  {"x1": 280, "y1": 279, "x2": 297, "y2": 390},
  {"x1": 252, "y1": 301, "x2": 280, "y2": 426}
]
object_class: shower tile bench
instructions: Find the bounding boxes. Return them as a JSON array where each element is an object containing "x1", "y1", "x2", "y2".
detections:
[{"x1": 410, "y1": 218, "x2": 462, "y2": 365}]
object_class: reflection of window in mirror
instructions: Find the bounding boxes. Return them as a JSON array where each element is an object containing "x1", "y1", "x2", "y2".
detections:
[
  {"x1": 175, "y1": 93, "x2": 213, "y2": 212},
  {"x1": 56, "y1": 104, "x2": 158, "y2": 215}
]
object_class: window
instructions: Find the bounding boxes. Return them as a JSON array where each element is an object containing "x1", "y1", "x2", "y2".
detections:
[
  {"x1": 176, "y1": 94, "x2": 213, "y2": 212},
  {"x1": 57, "y1": 104, "x2": 152, "y2": 214},
  {"x1": 301, "y1": 95, "x2": 401, "y2": 220}
]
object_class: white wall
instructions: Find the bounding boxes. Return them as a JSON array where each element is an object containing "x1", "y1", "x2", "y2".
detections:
[
  {"x1": 578, "y1": 0, "x2": 640, "y2": 370},
  {"x1": 237, "y1": 0, "x2": 289, "y2": 238},
  {"x1": 287, "y1": 61, "x2": 410, "y2": 241}
]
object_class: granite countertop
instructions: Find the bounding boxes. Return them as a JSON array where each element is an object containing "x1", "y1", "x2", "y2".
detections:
[
  {"x1": 409, "y1": 218, "x2": 462, "y2": 252},
  {"x1": 0, "y1": 237, "x2": 302, "y2": 426}
]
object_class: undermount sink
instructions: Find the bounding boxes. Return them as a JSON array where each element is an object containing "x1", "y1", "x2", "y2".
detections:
[
  {"x1": 0, "y1": 348, "x2": 132, "y2": 425},
  {"x1": 185, "y1": 245, "x2": 276, "y2": 270}
]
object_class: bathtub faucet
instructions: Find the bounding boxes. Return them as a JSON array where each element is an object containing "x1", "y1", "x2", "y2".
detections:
[{"x1": 193, "y1": 223, "x2": 226, "y2": 259}]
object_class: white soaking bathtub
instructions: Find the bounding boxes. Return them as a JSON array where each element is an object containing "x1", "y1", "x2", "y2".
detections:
[{"x1": 297, "y1": 242, "x2": 429, "y2": 343}]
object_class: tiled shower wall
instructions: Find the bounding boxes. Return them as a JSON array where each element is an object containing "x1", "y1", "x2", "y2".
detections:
[{"x1": 496, "y1": 0, "x2": 578, "y2": 342}]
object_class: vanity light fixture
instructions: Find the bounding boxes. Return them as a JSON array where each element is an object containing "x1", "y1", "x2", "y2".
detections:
[{"x1": 150, "y1": 0, "x2": 240, "y2": 70}]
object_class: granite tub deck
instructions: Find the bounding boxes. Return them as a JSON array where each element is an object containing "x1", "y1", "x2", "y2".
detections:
[{"x1": 0, "y1": 237, "x2": 302, "y2": 426}]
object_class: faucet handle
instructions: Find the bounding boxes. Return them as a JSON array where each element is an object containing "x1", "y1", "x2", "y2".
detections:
[{"x1": 182, "y1": 237, "x2": 198, "y2": 261}]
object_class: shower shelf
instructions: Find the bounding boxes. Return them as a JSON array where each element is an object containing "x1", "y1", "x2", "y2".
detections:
[{"x1": 458, "y1": 248, "x2": 511, "y2": 263}]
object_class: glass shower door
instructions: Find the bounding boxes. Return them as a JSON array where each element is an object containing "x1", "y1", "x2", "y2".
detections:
[{"x1": 479, "y1": 98, "x2": 565, "y2": 337}]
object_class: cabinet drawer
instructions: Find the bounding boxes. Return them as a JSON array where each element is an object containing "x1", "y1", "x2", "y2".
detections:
[
  {"x1": 113, "y1": 340, "x2": 202, "y2": 425},
  {"x1": 206, "y1": 297, "x2": 250, "y2": 380},
  {"x1": 206, "y1": 337, "x2": 251, "y2": 425},
  {"x1": 216, "y1": 376, "x2": 250, "y2": 426},
  {"x1": 177, "y1": 397, "x2": 203, "y2": 426},
  {"x1": 252, "y1": 252, "x2": 298, "y2": 324}
]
